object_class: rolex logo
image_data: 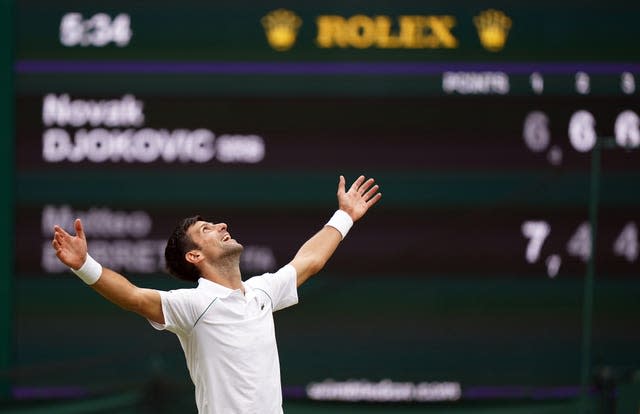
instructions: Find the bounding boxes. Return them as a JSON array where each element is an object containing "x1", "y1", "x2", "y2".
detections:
[
  {"x1": 261, "y1": 9, "x2": 302, "y2": 51},
  {"x1": 473, "y1": 9, "x2": 511, "y2": 52}
]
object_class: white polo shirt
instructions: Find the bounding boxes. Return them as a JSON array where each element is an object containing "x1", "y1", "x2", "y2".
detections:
[{"x1": 148, "y1": 264, "x2": 298, "y2": 414}]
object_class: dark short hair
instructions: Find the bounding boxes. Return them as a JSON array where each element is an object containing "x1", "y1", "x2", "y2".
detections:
[{"x1": 164, "y1": 215, "x2": 204, "y2": 282}]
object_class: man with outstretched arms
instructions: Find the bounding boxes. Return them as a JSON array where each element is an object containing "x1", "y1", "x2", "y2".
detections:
[{"x1": 51, "y1": 175, "x2": 382, "y2": 414}]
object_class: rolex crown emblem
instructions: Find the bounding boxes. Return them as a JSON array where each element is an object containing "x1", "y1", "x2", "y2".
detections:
[
  {"x1": 261, "y1": 9, "x2": 302, "y2": 51},
  {"x1": 473, "y1": 9, "x2": 512, "y2": 52}
]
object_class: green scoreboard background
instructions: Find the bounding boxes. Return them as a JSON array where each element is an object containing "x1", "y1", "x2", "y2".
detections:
[{"x1": 5, "y1": 0, "x2": 640, "y2": 412}]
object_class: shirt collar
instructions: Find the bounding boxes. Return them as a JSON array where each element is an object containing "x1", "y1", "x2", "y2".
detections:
[{"x1": 197, "y1": 277, "x2": 247, "y2": 298}]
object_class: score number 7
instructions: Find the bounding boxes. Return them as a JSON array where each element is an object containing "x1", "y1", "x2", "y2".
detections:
[
  {"x1": 521, "y1": 220, "x2": 560, "y2": 278},
  {"x1": 521, "y1": 220, "x2": 551, "y2": 263}
]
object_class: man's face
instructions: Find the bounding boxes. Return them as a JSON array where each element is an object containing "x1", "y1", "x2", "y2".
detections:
[{"x1": 186, "y1": 220, "x2": 243, "y2": 264}]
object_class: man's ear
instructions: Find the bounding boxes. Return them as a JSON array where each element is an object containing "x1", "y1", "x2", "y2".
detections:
[{"x1": 185, "y1": 250, "x2": 202, "y2": 264}]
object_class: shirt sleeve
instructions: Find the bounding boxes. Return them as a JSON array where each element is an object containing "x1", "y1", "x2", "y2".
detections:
[
  {"x1": 246, "y1": 264, "x2": 299, "y2": 312},
  {"x1": 147, "y1": 288, "x2": 199, "y2": 335}
]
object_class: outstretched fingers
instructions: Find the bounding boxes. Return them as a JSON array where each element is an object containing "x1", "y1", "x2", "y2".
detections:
[
  {"x1": 366, "y1": 191, "x2": 382, "y2": 207},
  {"x1": 51, "y1": 219, "x2": 85, "y2": 253},
  {"x1": 53, "y1": 225, "x2": 68, "y2": 243},
  {"x1": 337, "y1": 174, "x2": 382, "y2": 221},
  {"x1": 363, "y1": 183, "x2": 381, "y2": 202},
  {"x1": 50, "y1": 219, "x2": 89, "y2": 269},
  {"x1": 345, "y1": 175, "x2": 382, "y2": 203},
  {"x1": 349, "y1": 175, "x2": 366, "y2": 193}
]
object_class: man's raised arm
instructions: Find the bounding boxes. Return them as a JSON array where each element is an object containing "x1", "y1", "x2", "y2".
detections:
[
  {"x1": 52, "y1": 219, "x2": 164, "y2": 324},
  {"x1": 290, "y1": 175, "x2": 381, "y2": 287}
]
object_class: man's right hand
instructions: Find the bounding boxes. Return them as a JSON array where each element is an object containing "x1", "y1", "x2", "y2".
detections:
[{"x1": 52, "y1": 218, "x2": 88, "y2": 270}]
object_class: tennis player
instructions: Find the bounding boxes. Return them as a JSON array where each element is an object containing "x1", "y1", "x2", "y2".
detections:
[{"x1": 51, "y1": 174, "x2": 381, "y2": 414}]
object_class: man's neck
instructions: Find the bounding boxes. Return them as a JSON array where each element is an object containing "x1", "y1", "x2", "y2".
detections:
[{"x1": 201, "y1": 263, "x2": 244, "y2": 293}]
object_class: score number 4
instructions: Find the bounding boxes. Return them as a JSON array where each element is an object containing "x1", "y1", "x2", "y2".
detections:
[{"x1": 522, "y1": 220, "x2": 638, "y2": 277}]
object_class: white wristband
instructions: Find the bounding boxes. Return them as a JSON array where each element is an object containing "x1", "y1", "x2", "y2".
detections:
[
  {"x1": 71, "y1": 254, "x2": 103, "y2": 285},
  {"x1": 326, "y1": 210, "x2": 353, "y2": 239}
]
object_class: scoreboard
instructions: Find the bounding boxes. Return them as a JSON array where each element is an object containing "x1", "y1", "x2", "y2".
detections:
[
  {"x1": 14, "y1": 95, "x2": 640, "y2": 279},
  {"x1": 9, "y1": 0, "x2": 640, "y2": 408}
]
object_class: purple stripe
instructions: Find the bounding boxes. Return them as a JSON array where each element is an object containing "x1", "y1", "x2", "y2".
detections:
[
  {"x1": 283, "y1": 385, "x2": 308, "y2": 399},
  {"x1": 463, "y1": 385, "x2": 529, "y2": 399},
  {"x1": 12, "y1": 385, "x2": 88, "y2": 399},
  {"x1": 463, "y1": 385, "x2": 585, "y2": 400},
  {"x1": 15, "y1": 60, "x2": 640, "y2": 75},
  {"x1": 531, "y1": 385, "x2": 584, "y2": 400}
]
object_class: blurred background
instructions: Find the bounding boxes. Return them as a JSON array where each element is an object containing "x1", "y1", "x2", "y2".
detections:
[{"x1": 1, "y1": 0, "x2": 639, "y2": 413}]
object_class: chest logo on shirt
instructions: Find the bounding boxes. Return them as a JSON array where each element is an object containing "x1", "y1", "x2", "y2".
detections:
[{"x1": 253, "y1": 288, "x2": 273, "y2": 312}]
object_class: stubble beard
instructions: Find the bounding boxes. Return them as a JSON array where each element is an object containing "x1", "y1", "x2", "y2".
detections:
[{"x1": 218, "y1": 242, "x2": 244, "y2": 267}]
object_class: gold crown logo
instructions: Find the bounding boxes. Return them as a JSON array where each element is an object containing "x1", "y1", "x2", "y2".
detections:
[
  {"x1": 473, "y1": 9, "x2": 512, "y2": 52},
  {"x1": 261, "y1": 9, "x2": 302, "y2": 51}
]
